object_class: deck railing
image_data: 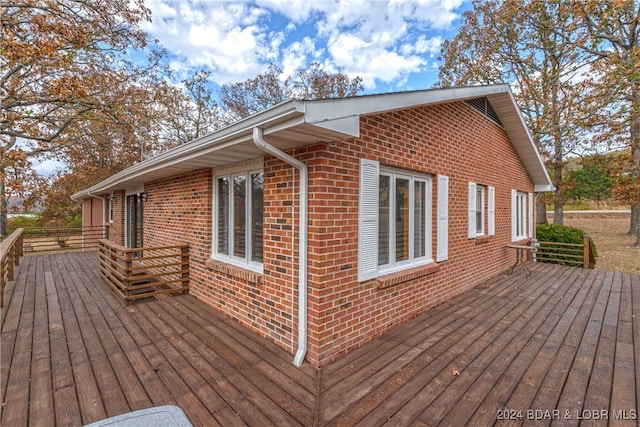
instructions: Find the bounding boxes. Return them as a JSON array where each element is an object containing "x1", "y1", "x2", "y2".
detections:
[
  {"x1": 22, "y1": 225, "x2": 107, "y2": 254},
  {"x1": 1, "y1": 228, "x2": 24, "y2": 307},
  {"x1": 534, "y1": 235, "x2": 596, "y2": 269},
  {"x1": 98, "y1": 239, "x2": 189, "y2": 304}
]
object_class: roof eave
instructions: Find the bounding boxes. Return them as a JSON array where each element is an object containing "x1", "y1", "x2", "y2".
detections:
[
  {"x1": 485, "y1": 91, "x2": 554, "y2": 192},
  {"x1": 72, "y1": 100, "x2": 308, "y2": 200},
  {"x1": 72, "y1": 85, "x2": 554, "y2": 201}
]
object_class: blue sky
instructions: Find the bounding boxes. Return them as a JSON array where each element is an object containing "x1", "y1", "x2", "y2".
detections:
[
  {"x1": 142, "y1": 0, "x2": 472, "y2": 94},
  {"x1": 35, "y1": 0, "x2": 472, "y2": 176}
]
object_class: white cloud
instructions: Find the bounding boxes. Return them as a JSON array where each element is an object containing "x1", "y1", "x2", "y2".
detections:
[
  {"x1": 144, "y1": 0, "x2": 271, "y2": 82},
  {"x1": 142, "y1": 0, "x2": 467, "y2": 90},
  {"x1": 256, "y1": 0, "x2": 325, "y2": 23},
  {"x1": 33, "y1": 159, "x2": 66, "y2": 176},
  {"x1": 328, "y1": 33, "x2": 425, "y2": 89},
  {"x1": 281, "y1": 36, "x2": 318, "y2": 77},
  {"x1": 409, "y1": 35, "x2": 443, "y2": 56}
]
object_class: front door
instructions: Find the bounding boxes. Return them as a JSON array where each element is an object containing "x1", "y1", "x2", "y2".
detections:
[{"x1": 125, "y1": 193, "x2": 143, "y2": 248}]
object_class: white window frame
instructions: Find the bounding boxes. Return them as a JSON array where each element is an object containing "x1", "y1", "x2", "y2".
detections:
[
  {"x1": 212, "y1": 168, "x2": 264, "y2": 273},
  {"x1": 108, "y1": 196, "x2": 114, "y2": 223},
  {"x1": 468, "y1": 182, "x2": 495, "y2": 238},
  {"x1": 512, "y1": 190, "x2": 529, "y2": 242},
  {"x1": 475, "y1": 185, "x2": 485, "y2": 236},
  {"x1": 358, "y1": 159, "x2": 433, "y2": 281}
]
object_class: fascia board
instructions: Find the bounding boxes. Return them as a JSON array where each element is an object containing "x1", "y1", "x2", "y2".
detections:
[
  {"x1": 72, "y1": 101, "x2": 306, "y2": 200},
  {"x1": 300, "y1": 85, "x2": 511, "y2": 123},
  {"x1": 487, "y1": 90, "x2": 554, "y2": 191},
  {"x1": 535, "y1": 184, "x2": 555, "y2": 192}
]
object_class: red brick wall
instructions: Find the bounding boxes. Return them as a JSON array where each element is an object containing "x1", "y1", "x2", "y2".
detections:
[
  {"x1": 108, "y1": 190, "x2": 125, "y2": 245},
  {"x1": 300, "y1": 101, "x2": 534, "y2": 365},
  {"x1": 138, "y1": 167, "x2": 300, "y2": 354},
  {"x1": 104, "y1": 100, "x2": 535, "y2": 367},
  {"x1": 142, "y1": 169, "x2": 212, "y2": 296},
  {"x1": 82, "y1": 198, "x2": 104, "y2": 228}
]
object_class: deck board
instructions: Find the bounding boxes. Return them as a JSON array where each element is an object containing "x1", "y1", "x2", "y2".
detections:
[
  {"x1": 1, "y1": 253, "x2": 639, "y2": 426},
  {"x1": 470, "y1": 268, "x2": 602, "y2": 426}
]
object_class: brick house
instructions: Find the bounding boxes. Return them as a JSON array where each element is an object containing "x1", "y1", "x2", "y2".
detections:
[{"x1": 73, "y1": 85, "x2": 553, "y2": 368}]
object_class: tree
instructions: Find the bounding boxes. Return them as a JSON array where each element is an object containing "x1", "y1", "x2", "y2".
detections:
[
  {"x1": 219, "y1": 63, "x2": 364, "y2": 122},
  {"x1": 154, "y1": 70, "x2": 224, "y2": 150},
  {"x1": 438, "y1": 0, "x2": 594, "y2": 226},
  {"x1": 563, "y1": 155, "x2": 612, "y2": 202},
  {"x1": 0, "y1": 0, "x2": 152, "y2": 235},
  {"x1": 572, "y1": 0, "x2": 640, "y2": 245}
]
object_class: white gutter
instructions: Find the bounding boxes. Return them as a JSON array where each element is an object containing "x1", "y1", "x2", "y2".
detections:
[{"x1": 252, "y1": 127, "x2": 308, "y2": 367}]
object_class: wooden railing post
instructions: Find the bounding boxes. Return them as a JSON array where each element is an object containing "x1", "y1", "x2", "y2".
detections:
[
  {"x1": 7, "y1": 247, "x2": 14, "y2": 283},
  {"x1": 0, "y1": 260, "x2": 4, "y2": 308},
  {"x1": 16, "y1": 233, "x2": 23, "y2": 265},
  {"x1": 1, "y1": 229, "x2": 24, "y2": 307},
  {"x1": 583, "y1": 235, "x2": 590, "y2": 269},
  {"x1": 124, "y1": 250, "x2": 133, "y2": 304}
]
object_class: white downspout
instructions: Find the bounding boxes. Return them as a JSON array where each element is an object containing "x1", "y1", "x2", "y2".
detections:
[{"x1": 252, "y1": 127, "x2": 308, "y2": 367}]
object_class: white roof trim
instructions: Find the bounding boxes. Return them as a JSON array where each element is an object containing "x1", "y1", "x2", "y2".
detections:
[{"x1": 72, "y1": 85, "x2": 553, "y2": 200}]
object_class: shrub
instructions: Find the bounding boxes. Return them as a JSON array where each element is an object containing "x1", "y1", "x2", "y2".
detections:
[
  {"x1": 536, "y1": 223, "x2": 597, "y2": 260},
  {"x1": 7, "y1": 213, "x2": 42, "y2": 234}
]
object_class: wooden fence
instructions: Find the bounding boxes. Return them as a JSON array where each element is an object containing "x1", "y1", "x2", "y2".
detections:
[
  {"x1": 1, "y1": 228, "x2": 24, "y2": 307},
  {"x1": 98, "y1": 239, "x2": 189, "y2": 304},
  {"x1": 534, "y1": 235, "x2": 596, "y2": 269},
  {"x1": 22, "y1": 226, "x2": 108, "y2": 254}
]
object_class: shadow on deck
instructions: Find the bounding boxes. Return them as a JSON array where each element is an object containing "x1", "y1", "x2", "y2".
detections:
[{"x1": 1, "y1": 252, "x2": 639, "y2": 426}]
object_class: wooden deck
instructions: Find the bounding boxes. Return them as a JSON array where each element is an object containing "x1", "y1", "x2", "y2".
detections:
[{"x1": 1, "y1": 253, "x2": 639, "y2": 426}]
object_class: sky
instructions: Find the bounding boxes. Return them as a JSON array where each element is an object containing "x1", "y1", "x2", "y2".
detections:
[
  {"x1": 141, "y1": 0, "x2": 472, "y2": 94},
  {"x1": 34, "y1": 0, "x2": 472, "y2": 176}
]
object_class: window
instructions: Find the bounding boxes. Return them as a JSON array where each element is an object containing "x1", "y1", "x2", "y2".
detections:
[
  {"x1": 214, "y1": 169, "x2": 263, "y2": 271},
  {"x1": 468, "y1": 182, "x2": 494, "y2": 239},
  {"x1": 359, "y1": 159, "x2": 433, "y2": 281},
  {"x1": 108, "y1": 196, "x2": 114, "y2": 223},
  {"x1": 515, "y1": 192, "x2": 526, "y2": 238},
  {"x1": 475, "y1": 185, "x2": 485, "y2": 235},
  {"x1": 511, "y1": 190, "x2": 532, "y2": 242}
]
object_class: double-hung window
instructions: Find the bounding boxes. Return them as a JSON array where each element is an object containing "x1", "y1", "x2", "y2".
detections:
[
  {"x1": 511, "y1": 190, "x2": 532, "y2": 242},
  {"x1": 468, "y1": 182, "x2": 494, "y2": 239},
  {"x1": 475, "y1": 185, "x2": 485, "y2": 235},
  {"x1": 108, "y1": 196, "x2": 114, "y2": 223},
  {"x1": 214, "y1": 169, "x2": 263, "y2": 271},
  {"x1": 359, "y1": 159, "x2": 433, "y2": 281}
]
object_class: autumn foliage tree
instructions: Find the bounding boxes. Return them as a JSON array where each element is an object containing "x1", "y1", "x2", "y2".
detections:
[
  {"x1": 438, "y1": 0, "x2": 594, "y2": 226},
  {"x1": 572, "y1": 0, "x2": 640, "y2": 245},
  {"x1": 219, "y1": 63, "x2": 364, "y2": 122},
  {"x1": 154, "y1": 70, "x2": 224, "y2": 150},
  {"x1": 0, "y1": 0, "x2": 152, "y2": 235},
  {"x1": 2, "y1": 2, "x2": 365, "y2": 234}
]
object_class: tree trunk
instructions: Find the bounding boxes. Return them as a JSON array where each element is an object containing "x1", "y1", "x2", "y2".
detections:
[
  {"x1": 631, "y1": 88, "x2": 640, "y2": 247},
  {"x1": 553, "y1": 202, "x2": 563, "y2": 225},
  {"x1": 536, "y1": 198, "x2": 548, "y2": 224},
  {"x1": 0, "y1": 150, "x2": 6, "y2": 238},
  {"x1": 553, "y1": 147, "x2": 564, "y2": 225},
  {"x1": 0, "y1": 178, "x2": 6, "y2": 238},
  {"x1": 630, "y1": 203, "x2": 639, "y2": 235}
]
